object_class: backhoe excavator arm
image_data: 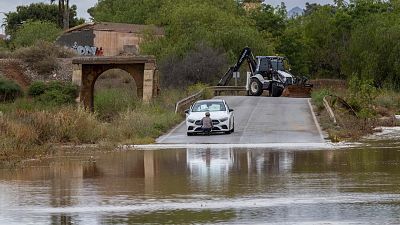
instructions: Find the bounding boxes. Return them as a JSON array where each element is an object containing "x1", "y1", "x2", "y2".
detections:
[{"x1": 217, "y1": 47, "x2": 257, "y2": 86}]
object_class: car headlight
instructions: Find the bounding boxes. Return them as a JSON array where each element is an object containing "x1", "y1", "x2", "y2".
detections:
[
  {"x1": 219, "y1": 117, "x2": 229, "y2": 122},
  {"x1": 187, "y1": 118, "x2": 195, "y2": 123}
]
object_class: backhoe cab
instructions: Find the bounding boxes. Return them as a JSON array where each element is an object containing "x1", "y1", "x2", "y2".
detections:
[{"x1": 218, "y1": 47, "x2": 309, "y2": 97}]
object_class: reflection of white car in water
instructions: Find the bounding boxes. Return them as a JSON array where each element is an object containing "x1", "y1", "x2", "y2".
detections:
[{"x1": 185, "y1": 99, "x2": 234, "y2": 136}]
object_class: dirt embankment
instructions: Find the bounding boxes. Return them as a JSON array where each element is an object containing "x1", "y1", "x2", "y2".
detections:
[
  {"x1": 0, "y1": 58, "x2": 73, "y2": 90},
  {"x1": 0, "y1": 59, "x2": 31, "y2": 90}
]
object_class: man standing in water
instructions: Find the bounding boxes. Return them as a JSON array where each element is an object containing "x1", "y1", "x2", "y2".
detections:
[{"x1": 201, "y1": 112, "x2": 213, "y2": 135}]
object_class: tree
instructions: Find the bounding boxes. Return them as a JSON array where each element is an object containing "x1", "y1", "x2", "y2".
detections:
[
  {"x1": 11, "y1": 20, "x2": 61, "y2": 48},
  {"x1": 247, "y1": 3, "x2": 287, "y2": 37},
  {"x1": 334, "y1": 0, "x2": 347, "y2": 8},
  {"x1": 343, "y1": 13, "x2": 400, "y2": 89},
  {"x1": 159, "y1": 43, "x2": 228, "y2": 88},
  {"x1": 88, "y1": 0, "x2": 164, "y2": 24},
  {"x1": 4, "y1": 3, "x2": 84, "y2": 36},
  {"x1": 241, "y1": 0, "x2": 263, "y2": 2},
  {"x1": 140, "y1": 0, "x2": 273, "y2": 87},
  {"x1": 88, "y1": 0, "x2": 273, "y2": 87},
  {"x1": 142, "y1": 0, "x2": 272, "y2": 59},
  {"x1": 304, "y1": 3, "x2": 321, "y2": 15},
  {"x1": 50, "y1": 0, "x2": 70, "y2": 30},
  {"x1": 276, "y1": 19, "x2": 310, "y2": 76}
]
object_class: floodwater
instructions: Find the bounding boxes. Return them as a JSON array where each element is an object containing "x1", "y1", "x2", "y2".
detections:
[{"x1": 2, "y1": 144, "x2": 400, "y2": 224}]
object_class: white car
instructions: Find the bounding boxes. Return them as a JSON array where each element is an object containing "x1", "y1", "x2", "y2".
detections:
[{"x1": 185, "y1": 99, "x2": 234, "y2": 136}]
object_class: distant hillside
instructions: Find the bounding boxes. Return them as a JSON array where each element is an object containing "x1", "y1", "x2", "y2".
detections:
[{"x1": 288, "y1": 7, "x2": 304, "y2": 18}]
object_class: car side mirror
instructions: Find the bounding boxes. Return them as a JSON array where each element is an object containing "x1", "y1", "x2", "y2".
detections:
[
  {"x1": 184, "y1": 109, "x2": 190, "y2": 114},
  {"x1": 229, "y1": 109, "x2": 234, "y2": 112}
]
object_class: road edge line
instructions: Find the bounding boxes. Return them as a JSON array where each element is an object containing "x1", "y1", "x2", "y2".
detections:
[
  {"x1": 156, "y1": 121, "x2": 185, "y2": 143},
  {"x1": 308, "y1": 99, "x2": 325, "y2": 141}
]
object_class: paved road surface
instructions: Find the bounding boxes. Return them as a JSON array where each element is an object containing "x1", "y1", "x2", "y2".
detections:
[{"x1": 157, "y1": 96, "x2": 324, "y2": 144}]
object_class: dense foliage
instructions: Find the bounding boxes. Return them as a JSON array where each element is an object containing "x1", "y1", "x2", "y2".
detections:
[
  {"x1": 90, "y1": 0, "x2": 274, "y2": 87},
  {"x1": 88, "y1": 0, "x2": 400, "y2": 89},
  {"x1": 27, "y1": 81, "x2": 78, "y2": 106},
  {"x1": 11, "y1": 21, "x2": 61, "y2": 48},
  {"x1": 278, "y1": 0, "x2": 400, "y2": 90},
  {"x1": 88, "y1": 0, "x2": 163, "y2": 24},
  {"x1": 0, "y1": 79, "x2": 22, "y2": 102},
  {"x1": 4, "y1": 3, "x2": 84, "y2": 36},
  {"x1": 2, "y1": 0, "x2": 400, "y2": 90},
  {"x1": 13, "y1": 41, "x2": 75, "y2": 75}
]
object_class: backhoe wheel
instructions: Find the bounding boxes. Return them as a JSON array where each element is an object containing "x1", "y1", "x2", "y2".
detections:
[
  {"x1": 249, "y1": 79, "x2": 263, "y2": 96},
  {"x1": 271, "y1": 82, "x2": 283, "y2": 97}
]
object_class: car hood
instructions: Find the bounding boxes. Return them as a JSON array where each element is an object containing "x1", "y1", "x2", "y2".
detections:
[{"x1": 187, "y1": 111, "x2": 229, "y2": 120}]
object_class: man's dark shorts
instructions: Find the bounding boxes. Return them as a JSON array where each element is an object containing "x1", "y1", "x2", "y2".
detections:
[{"x1": 202, "y1": 127, "x2": 212, "y2": 133}]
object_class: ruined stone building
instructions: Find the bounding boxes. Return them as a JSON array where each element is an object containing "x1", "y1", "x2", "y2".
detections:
[{"x1": 56, "y1": 22, "x2": 164, "y2": 57}]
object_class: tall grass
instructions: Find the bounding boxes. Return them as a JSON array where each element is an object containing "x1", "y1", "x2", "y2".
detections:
[
  {"x1": 375, "y1": 89, "x2": 400, "y2": 115},
  {"x1": 0, "y1": 88, "x2": 187, "y2": 165},
  {"x1": 110, "y1": 104, "x2": 181, "y2": 144},
  {"x1": 0, "y1": 106, "x2": 105, "y2": 165},
  {"x1": 94, "y1": 88, "x2": 138, "y2": 121}
]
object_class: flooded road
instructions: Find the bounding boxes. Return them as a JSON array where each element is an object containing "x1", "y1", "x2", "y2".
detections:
[{"x1": 2, "y1": 146, "x2": 400, "y2": 224}]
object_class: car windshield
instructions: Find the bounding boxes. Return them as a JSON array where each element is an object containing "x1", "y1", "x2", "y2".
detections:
[{"x1": 192, "y1": 102, "x2": 226, "y2": 112}]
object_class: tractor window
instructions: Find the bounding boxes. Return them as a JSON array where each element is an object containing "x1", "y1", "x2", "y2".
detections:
[
  {"x1": 258, "y1": 58, "x2": 270, "y2": 72},
  {"x1": 271, "y1": 60, "x2": 285, "y2": 71}
]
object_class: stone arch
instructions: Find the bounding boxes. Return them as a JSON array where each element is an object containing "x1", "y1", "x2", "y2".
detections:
[
  {"x1": 72, "y1": 56, "x2": 158, "y2": 111},
  {"x1": 94, "y1": 68, "x2": 138, "y2": 96},
  {"x1": 93, "y1": 68, "x2": 139, "y2": 112}
]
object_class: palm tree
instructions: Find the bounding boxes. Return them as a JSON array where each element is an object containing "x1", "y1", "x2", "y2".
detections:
[{"x1": 50, "y1": 0, "x2": 69, "y2": 30}]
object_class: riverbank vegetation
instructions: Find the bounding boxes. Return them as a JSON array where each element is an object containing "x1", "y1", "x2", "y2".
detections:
[
  {"x1": 311, "y1": 79, "x2": 400, "y2": 142},
  {"x1": 0, "y1": 83, "x2": 189, "y2": 166}
]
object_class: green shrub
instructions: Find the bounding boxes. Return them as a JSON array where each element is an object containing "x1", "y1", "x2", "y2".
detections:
[
  {"x1": 28, "y1": 81, "x2": 78, "y2": 106},
  {"x1": 0, "y1": 79, "x2": 22, "y2": 102},
  {"x1": 348, "y1": 75, "x2": 378, "y2": 118},
  {"x1": 37, "y1": 89, "x2": 72, "y2": 106},
  {"x1": 28, "y1": 81, "x2": 47, "y2": 97},
  {"x1": 13, "y1": 41, "x2": 75, "y2": 75},
  {"x1": 311, "y1": 88, "x2": 331, "y2": 111},
  {"x1": 12, "y1": 20, "x2": 61, "y2": 48},
  {"x1": 46, "y1": 81, "x2": 78, "y2": 99}
]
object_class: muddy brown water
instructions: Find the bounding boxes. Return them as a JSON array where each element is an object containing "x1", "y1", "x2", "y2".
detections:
[{"x1": 1, "y1": 144, "x2": 400, "y2": 224}]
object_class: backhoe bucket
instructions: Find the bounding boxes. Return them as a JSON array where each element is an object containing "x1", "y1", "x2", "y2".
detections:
[{"x1": 282, "y1": 84, "x2": 313, "y2": 98}]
